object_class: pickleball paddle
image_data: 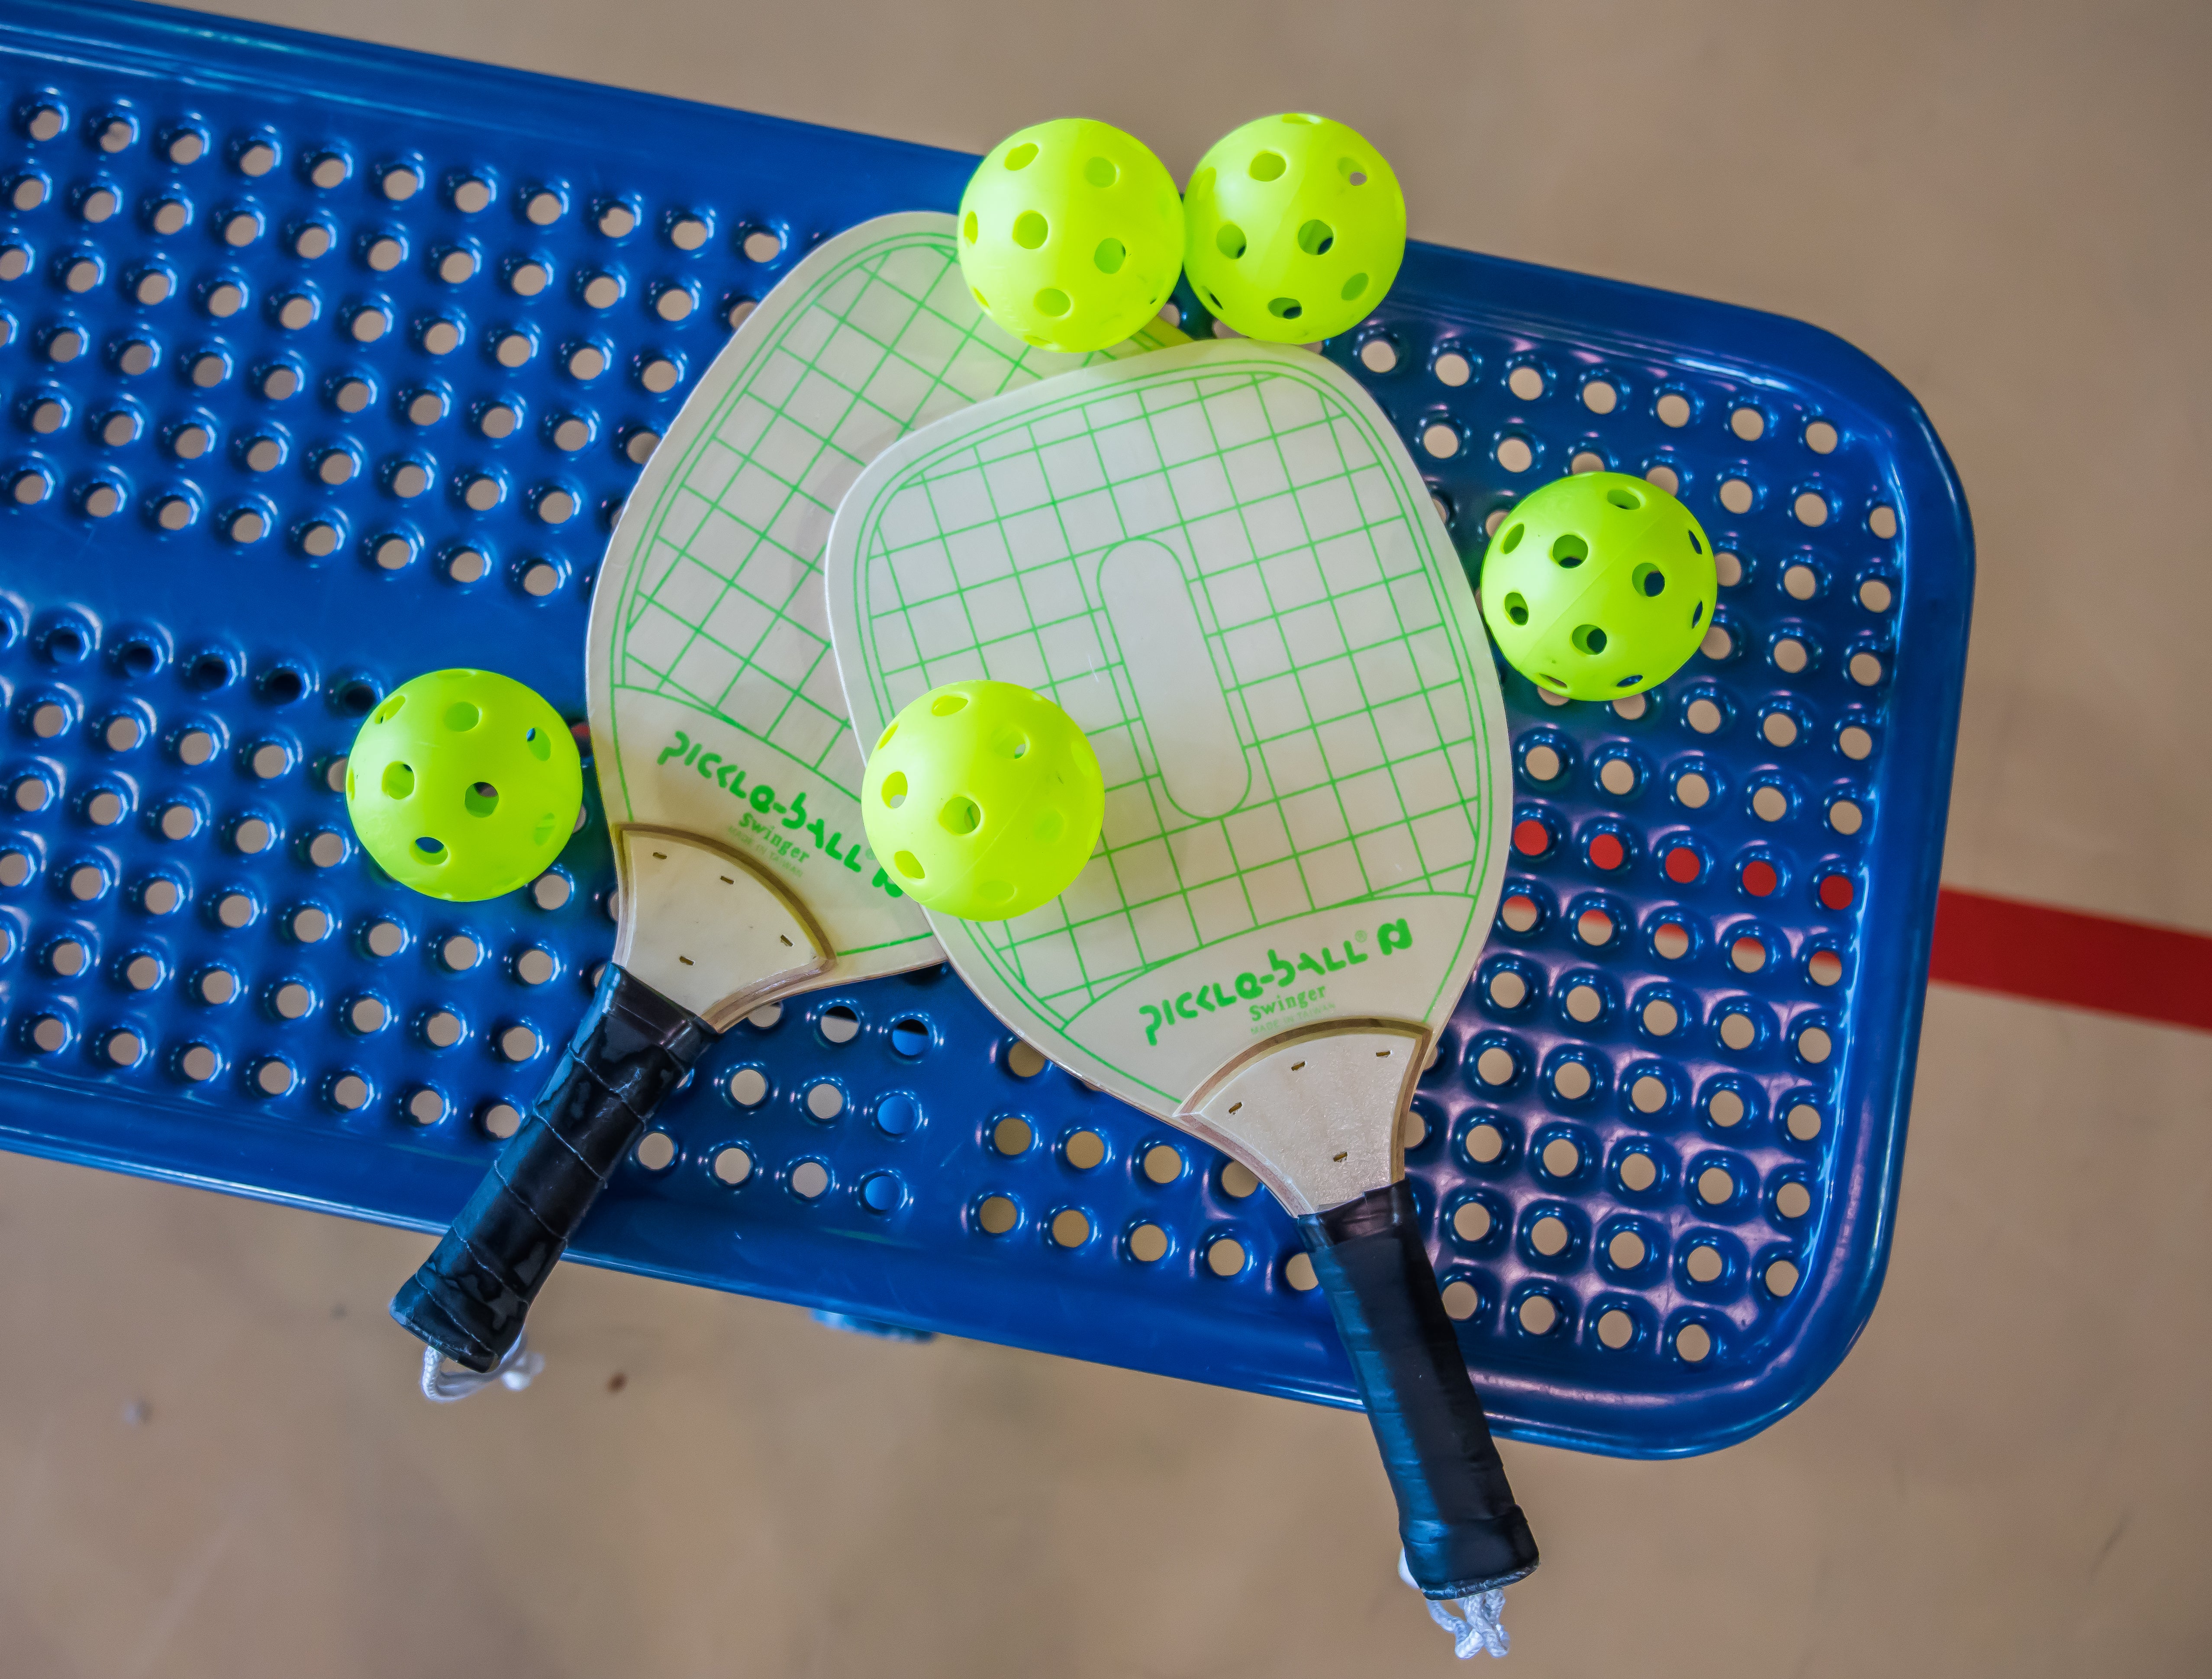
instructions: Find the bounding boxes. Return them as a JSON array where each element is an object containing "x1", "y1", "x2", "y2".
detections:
[
  {"x1": 825, "y1": 337, "x2": 1539, "y2": 1642},
  {"x1": 390, "y1": 213, "x2": 1186, "y2": 1373}
]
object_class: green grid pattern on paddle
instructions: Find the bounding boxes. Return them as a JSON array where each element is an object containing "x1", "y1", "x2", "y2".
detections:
[
  {"x1": 613, "y1": 235, "x2": 1170, "y2": 796},
  {"x1": 853, "y1": 363, "x2": 1494, "y2": 1022}
]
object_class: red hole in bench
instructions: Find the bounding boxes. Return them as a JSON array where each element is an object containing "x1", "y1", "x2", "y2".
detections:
[
  {"x1": 1664, "y1": 846, "x2": 1701, "y2": 884},
  {"x1": 1588, "y1": 833, "x2": 1625, "y2": 871},
  {"x1": 1512, "y1": 819, "x2": 1551, "y2": 857},
  {"x1": 1819, "y1": 873, "x2": 1854, "y2": 910},
  {"x1": 1742, "y1": 860, "x2": 1779, "y2": 897}
]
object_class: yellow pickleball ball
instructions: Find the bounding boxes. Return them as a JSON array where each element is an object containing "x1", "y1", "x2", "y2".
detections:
[
  {"x1": 861, "y1": 680, "x2": 1103, "y2": 921},
  {"x1": 1478, "y1": 474, "x2": 1720, "y2": 700},
  {"x1": 1183, "y1": 113, "x2": 1406, "y2": 342},
  {"x1": 957, "y1": 118, "x2": 1184, "y2": 353},
  {"x1": 345, "y1": 669, "x2": 582, "y2": 901}
]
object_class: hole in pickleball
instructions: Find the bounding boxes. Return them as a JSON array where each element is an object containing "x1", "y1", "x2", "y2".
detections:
[
  {"x1": 1012, "y1": 210, "x2": 1047, "y2": 250},
  {"x1": 1551, "y1": 534, "x2": 1587, "y2": 568},
  {"x1": 1033, "y1": 287, "x2": 1070, "y2": 318},
  {"x1": 464, "y1": 782, "x2": 498, "y2": 817},
  {"x1": 1093, "y1": 237, "x2": 1125, "y2": 274},
  {"x1": 1503, "y1": 592, "x2": 1528, "y2": 626},
  {"x1": 381, "y1": 763, "x2": 414, "y2": 799},
  {"x1": 1571, "y1": 624, "x2": 1608, "y2": 655},
  {"x1": 1633, "y1": 563, "x2": 1665, "y2": 596}
]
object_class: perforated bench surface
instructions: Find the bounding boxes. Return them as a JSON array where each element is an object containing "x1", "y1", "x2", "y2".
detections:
[{"x1": 0, "y1": 0, "x2": 1969, "y2": 1455}]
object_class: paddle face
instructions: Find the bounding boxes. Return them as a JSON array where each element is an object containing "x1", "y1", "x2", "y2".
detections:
[
  {"x1": 826, "y1": 339, "x2": 1512, "y2": 1153},
  {"x1": 588, "y1": 212, "x2": 1186, "y2": 979}
]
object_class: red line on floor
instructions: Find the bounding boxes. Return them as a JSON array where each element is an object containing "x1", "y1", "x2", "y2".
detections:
[{"x1": 1929, "y1": 887, "x2": 2212, "y2": 1034}]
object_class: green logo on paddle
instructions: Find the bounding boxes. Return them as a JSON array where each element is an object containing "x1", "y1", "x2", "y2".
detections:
[
  {"x1": 1138, "y1": 920, "x2": 1414, "y2": 1046},
  {"x1": 658, "y1": 728, "x2": 906, "y2": 901}
]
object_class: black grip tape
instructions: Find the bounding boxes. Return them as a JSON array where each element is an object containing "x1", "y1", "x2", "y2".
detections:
[
  {"x1": 1299, "y1": 1181, "x2": 1539, "y2": 1598},
  {"x1": 390, "y1": 963, "x2": 714, "y2": 1372}
]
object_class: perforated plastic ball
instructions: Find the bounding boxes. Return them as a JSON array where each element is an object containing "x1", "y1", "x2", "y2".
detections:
[
  {"x1": 345, "y1": 669, "x2": 583, "y2": 901},
  {"x1": 862, "y1": 680, "x2": 1104, "y2": 921},
  {"x1": 1478, "y1": 473, "x2": 1719, "y2": 701},
  {"x1": 1182, "y1": 113, "x2": 1406, "y2": 343},
  {"x1": 957, "y1": 118, "x2": 1185, "y2": 353}
]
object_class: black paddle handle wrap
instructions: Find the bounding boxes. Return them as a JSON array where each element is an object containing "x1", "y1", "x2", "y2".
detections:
[
  {"x1": 390, "y1": 964, "x2": 715, "y2": 1372},
  {"x1": 1299, "y1": 1181, "x2": 1540, "y2": 1598}
]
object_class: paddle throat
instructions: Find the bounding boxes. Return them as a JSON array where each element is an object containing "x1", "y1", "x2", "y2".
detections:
[
  {"x1": 1181, "y1": 1021, "x2": 1429, "y2": 1215},
  {"x1": 609, "y1": 827, "x2": 833, "y2": 1029}
]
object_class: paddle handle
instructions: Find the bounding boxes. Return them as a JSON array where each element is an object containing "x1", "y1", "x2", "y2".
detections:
[
  {"x1": 1298, "y1": 1181, "x2": 1540, "y2": 1598},
  {"x1": 390, "y1": 963, "x2": 714, "y2": 1372}
]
